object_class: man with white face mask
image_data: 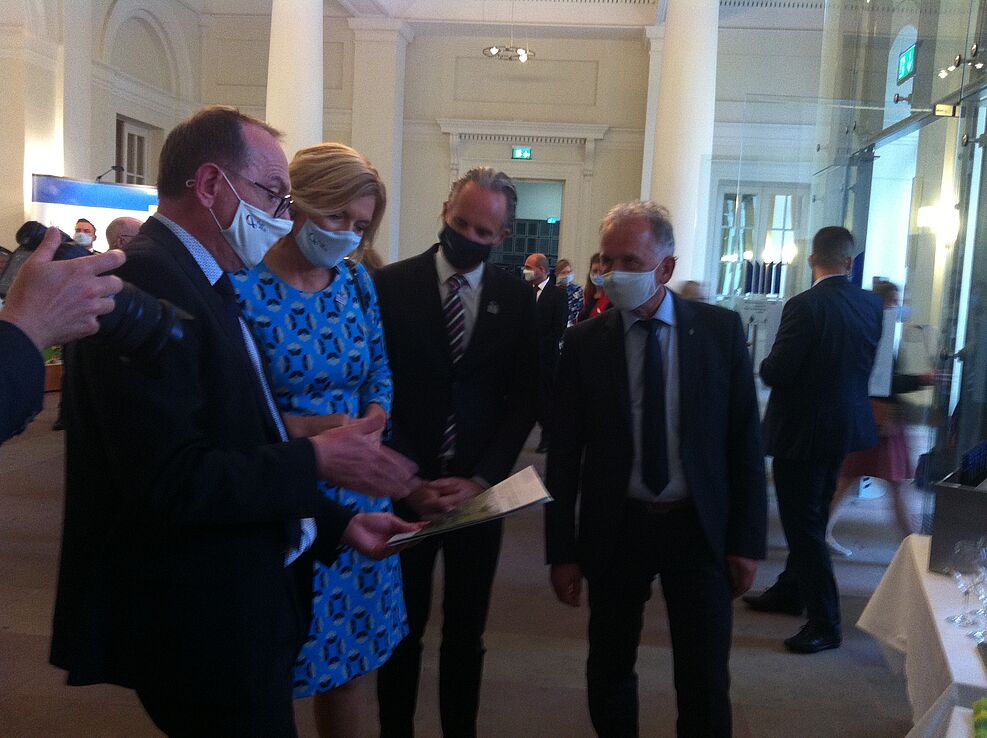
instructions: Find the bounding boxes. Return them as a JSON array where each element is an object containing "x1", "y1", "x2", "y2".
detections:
[
  {"x1": 545, "y1": 200, "x2": 766, "y2": 737},
  {"x1": 51, "y1": 106, "x2": 422, "y2": 736},
  {"x1": 73, "y1": 218, "x2": 97, "y2": 252}
]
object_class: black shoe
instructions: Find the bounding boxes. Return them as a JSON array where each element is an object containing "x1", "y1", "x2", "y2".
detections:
[
  {"x1": 784, "y1": 623, "x2": 841, "y2": 654},
  {"x1": 742, "y1": 589, "x2": 803, "y2": 616}
]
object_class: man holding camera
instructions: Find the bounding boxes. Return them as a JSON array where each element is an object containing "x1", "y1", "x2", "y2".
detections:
[
  {"x1": 50, "y1": 106, "x2": 423, "y2": 736},
  {"x1": 0, "y1": 227, "x2": 124, "y2": 443}
]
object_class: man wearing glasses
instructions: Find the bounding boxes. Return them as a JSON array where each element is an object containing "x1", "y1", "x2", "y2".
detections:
[
  {"x1": 51, "y1": 106, "x2": 422, "y2": 735},
  {"x1": 105, "y1": 216, "x2": 143, "y2": 250}
]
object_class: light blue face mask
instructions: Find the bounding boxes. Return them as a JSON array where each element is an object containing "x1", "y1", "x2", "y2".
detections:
[
  {"x1": 296, "y1": 218, "x2": 362, "y2": 268},
  {"x1": 591, "y1": 274, "x2": 605, "y2": 287}
]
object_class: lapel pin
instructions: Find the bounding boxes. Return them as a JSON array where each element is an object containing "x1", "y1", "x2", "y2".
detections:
[
  {"x1": 689, "y1": 328, "x2": 695, "y2": 336},
  {"x1": 487, "y1": 302, "x2": 500, "y2": 314}
]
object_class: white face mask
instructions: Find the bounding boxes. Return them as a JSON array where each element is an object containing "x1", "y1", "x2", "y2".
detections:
[
  {"x1": 210, "y1": 172, "x2": 292, "y2": 269},
  {"x1": 522, "y1": 268, "x2": 538, "y2": 283},
  {"x1": 296, "y1": 218, "x2": 362, "y2": 269},
  {"x1": 74, "y1": 231, "x2": 94, "y2": 247},
  {"x1": 602, "y1": 267, "x2": 660, "y2": 311},
  {"x1": 556, "y1": 273, "x2": 574, "y2": 287}
]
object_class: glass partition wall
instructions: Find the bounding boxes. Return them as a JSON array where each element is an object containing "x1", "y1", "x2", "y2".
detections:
[{"x1": 720, "y1": 0, "x2": 987, "y2": 503}]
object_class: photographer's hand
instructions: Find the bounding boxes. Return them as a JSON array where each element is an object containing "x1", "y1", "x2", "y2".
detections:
[{"x1": 0, "y1": 227, "x2": 125, "y2": 350}]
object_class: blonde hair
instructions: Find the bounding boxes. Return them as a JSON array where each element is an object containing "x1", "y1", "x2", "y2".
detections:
[{"x1": 289, "y1": 143, "x2": 386, "y2": 247}]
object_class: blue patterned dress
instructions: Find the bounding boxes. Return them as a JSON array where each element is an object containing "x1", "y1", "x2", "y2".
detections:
[{"x1": 234, "y1": 259, "x2": 408, "y2": 696}]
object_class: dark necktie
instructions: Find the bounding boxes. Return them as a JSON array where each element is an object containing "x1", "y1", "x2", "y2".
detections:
[
  {"x1": 213, "y1": 273, "x2": 243, "y2": 336},
  {"x1": 641, "y1": 318, "x2": 669, "y2": 495},
  {"x1": 440, "y1": 274, "x2": 468, "y2": 459}
]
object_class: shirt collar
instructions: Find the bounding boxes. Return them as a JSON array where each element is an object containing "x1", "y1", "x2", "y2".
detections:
[
  {"x1": 536, "y1": 276, "x2": 550, "y2": 291},
  {"x1": 153, "y1": 212, "x2": 224, "y2": 286},
  {"x1": 435, "y1": 245, "x2": 485, "y2": 290},
  {"x1": 620, "y1": 286, "x2": 676, "y2": 335},
  {"x1": 812, "y1": 273, "x2": 847, "y2": 287}
]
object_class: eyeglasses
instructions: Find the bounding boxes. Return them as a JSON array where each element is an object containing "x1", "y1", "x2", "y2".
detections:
[{"x1": 227, "y1": 170, "x2": 293, "y2": 218}]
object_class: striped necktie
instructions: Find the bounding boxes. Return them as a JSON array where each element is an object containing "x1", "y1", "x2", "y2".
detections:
[{"x1": 440, "y1": 274, "x2": 468, "y2": 460}]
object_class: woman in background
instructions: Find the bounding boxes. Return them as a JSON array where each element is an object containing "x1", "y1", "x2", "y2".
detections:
[
  {"x1": 826, "y1": 280, "x2": 933, "y2": 557},
  {"x1": 235, "y1": 143, "x2": 406, "y2": 738},
  {"x1": 578, "y1": 252, "x2": 610, "y2": 322},
  {"x1": 554, "y1": 257, "x2": 584, "y2": 327}
]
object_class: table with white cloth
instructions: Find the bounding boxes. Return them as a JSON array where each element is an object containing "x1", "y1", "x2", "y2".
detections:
[{"x1": 857, "y1": 534, "x2": 987, "y2": 738}]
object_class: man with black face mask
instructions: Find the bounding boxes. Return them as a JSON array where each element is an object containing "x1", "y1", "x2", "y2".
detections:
[{"x1": 374, "y1": 167, "x2": 538, "y2": 737}]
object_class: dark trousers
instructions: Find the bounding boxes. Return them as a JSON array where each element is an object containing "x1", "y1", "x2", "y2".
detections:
[
  {"x1": 137, "y1": 676, "x2": 296, "y2": 738},
  {"x1": 586, "y1": 503, "x2": 733, "y2": 738},
  {"x1": 771, "y1": 457, "x2": 842, "y2": 631},
  {"x1": 378, "y1": 518, "x2": 504, "y2": 738}
]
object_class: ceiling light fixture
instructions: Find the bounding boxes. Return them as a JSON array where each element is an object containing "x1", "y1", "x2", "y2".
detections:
[{"x1": 483, "y1": 0, "x2": 535, "y2": 63}]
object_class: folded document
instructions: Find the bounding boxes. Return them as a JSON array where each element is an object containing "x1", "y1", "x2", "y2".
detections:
[{"x1": 388, "y1": 466, "x2": 551, "y2": 544}]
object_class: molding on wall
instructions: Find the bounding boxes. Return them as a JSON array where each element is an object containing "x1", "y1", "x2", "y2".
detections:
[
  {"x1": 437, "y1": 119, "x2": 609, "y2": 142},
  {"x1": 92, "y1": 61, "x2": 189, "y2": 120},
  {"x1": 0, "y1": 27, "x2": 57, "y2": 71}
]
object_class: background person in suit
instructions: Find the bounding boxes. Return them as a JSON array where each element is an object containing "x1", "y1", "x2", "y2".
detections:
[
  {"x1": 50, "y1": 106, "x2": 421, "y2": 737},
  {"x1": 0, "y1": 226, "x2": 124, "y2": 444},
  {"x1": 546, "y1": 200, "x2": 767, "y2": 737},
  {"x1": 524, "y1": 251, "x2": 568, "y2": 452},
  {"x1": 374, "y1": 167, "x2": 538, "y2": 737},
  {"x1": 743, "y1": 225, "x2": 883, "y2": 654}
]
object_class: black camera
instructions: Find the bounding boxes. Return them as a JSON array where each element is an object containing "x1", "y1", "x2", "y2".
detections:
[{"x1": 0, "y1": 221, "x2": 187, "y2": 358}]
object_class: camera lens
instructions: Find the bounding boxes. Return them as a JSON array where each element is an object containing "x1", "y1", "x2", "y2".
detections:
[{"x1": 11, "y1": 221, "x2": 187, "y2": 358}]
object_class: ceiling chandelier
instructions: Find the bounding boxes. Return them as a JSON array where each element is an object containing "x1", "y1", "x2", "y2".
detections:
[{"x1": 482, "y1": 0, "x2": 535, "y2": 63}]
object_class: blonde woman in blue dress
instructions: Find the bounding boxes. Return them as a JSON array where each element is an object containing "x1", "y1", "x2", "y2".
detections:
[{"x1": 235, "y1": 143, "x2": 405, "y2": 737}]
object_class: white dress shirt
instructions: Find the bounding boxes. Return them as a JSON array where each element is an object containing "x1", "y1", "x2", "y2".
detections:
[{"x1": 435, "y1": 247, "x2": 485, "y2": 351}]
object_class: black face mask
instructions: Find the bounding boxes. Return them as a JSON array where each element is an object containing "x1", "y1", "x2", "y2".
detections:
[{"x1": 439, "y1": 223, "x2": 493, "y2": 271}]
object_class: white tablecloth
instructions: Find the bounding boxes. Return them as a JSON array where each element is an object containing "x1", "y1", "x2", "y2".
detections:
[{"x1": 857, "y1": 534, "x2": 987, "y2": 738}]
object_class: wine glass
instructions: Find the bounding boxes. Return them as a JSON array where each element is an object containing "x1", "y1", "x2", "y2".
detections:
[{"x1": 945, "y1": 540, "x2": 980, "y2": 627}]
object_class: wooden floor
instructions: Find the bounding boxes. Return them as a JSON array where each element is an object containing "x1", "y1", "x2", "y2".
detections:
[{"x1": 0, "y1": 394, "x2": 915, "y2": 737}]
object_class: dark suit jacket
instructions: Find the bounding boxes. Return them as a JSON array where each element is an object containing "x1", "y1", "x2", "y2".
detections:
[
  {"x1": 533, "y1": 280, "x2": 569, "y2": 383},
  {"x1": 50, "y1": 217, "x2": 352, "y2": 702},
  {"x1": 761, "y1": 276, "x2": 883, "y2": 460},
  {"x1": 545, "y1": 293, "x2": 767, "y2": 582},
  {"x1": 0, "y1": 320, "x2": 44, "y2": 443},
  {"x1": 373, "y1": 246, "x2": 537, "y2": 489}
]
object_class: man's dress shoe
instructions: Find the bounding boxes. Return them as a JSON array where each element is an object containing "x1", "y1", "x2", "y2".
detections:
[
  {"x1": 784, "y1": 623, "x2": 842, "y2": 654},
  {"x1": 741, "y1": 590, "x2": 803, "y2": 616}
]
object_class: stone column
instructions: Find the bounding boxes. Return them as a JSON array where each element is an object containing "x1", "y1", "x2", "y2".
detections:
[
  {"x1": 348, "y1": 18, "x2": 413, "y2": 263},
  {"x1": 640, "y1": 25, "x2": 664, "y2": 199},
  {"x1": 61, "y1": 0, "x2": 92, "y2": 180},
  {"x1": 648, "y1": 0, "x2": 718, "y2": 283},
  {"x1": 266, "y1": 0, "x2": 323, "y2": 158}
]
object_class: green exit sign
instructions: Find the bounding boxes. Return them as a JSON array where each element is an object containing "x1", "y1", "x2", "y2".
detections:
[
  {"x1": 512, "y1": 147, "x2": 532, "y2": 160},
  {"x1": 897, "y1": 43, "x2": 916, "y2": 84}
]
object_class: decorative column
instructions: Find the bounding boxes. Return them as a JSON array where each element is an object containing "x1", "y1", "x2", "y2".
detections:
[
  {"x1": 266, "y1": 0, "x2": 323, "y2": 158},
  {"x1": 348, "y1": 18, "x2": 413, "y2": 263},
  {"x1": 61, "y1": 0, "x2": 92, "y2": 179},
  {"x1": 640, "y1": 24, "x2": 664, "y2": 198},
  {"x1": 648, "y1": 0, "x2": 718, "y2": 282}
]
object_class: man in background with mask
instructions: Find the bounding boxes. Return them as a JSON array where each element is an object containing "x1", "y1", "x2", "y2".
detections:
[
  {"x1": 545, "y1": 200, "x2": 766, "y2": 737},
  {"x1": 73, "y1": 219, "x2": 97, "y2": 251},
  {"x1": 51, "y1": 106, "x2": 423, "y2": 736},
  {"x1": 523, "y1": 251, "x2": 568, "y2": 452},
  {"x1": 374, "y1": 167, "x2": 538, "y2": 737}
]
